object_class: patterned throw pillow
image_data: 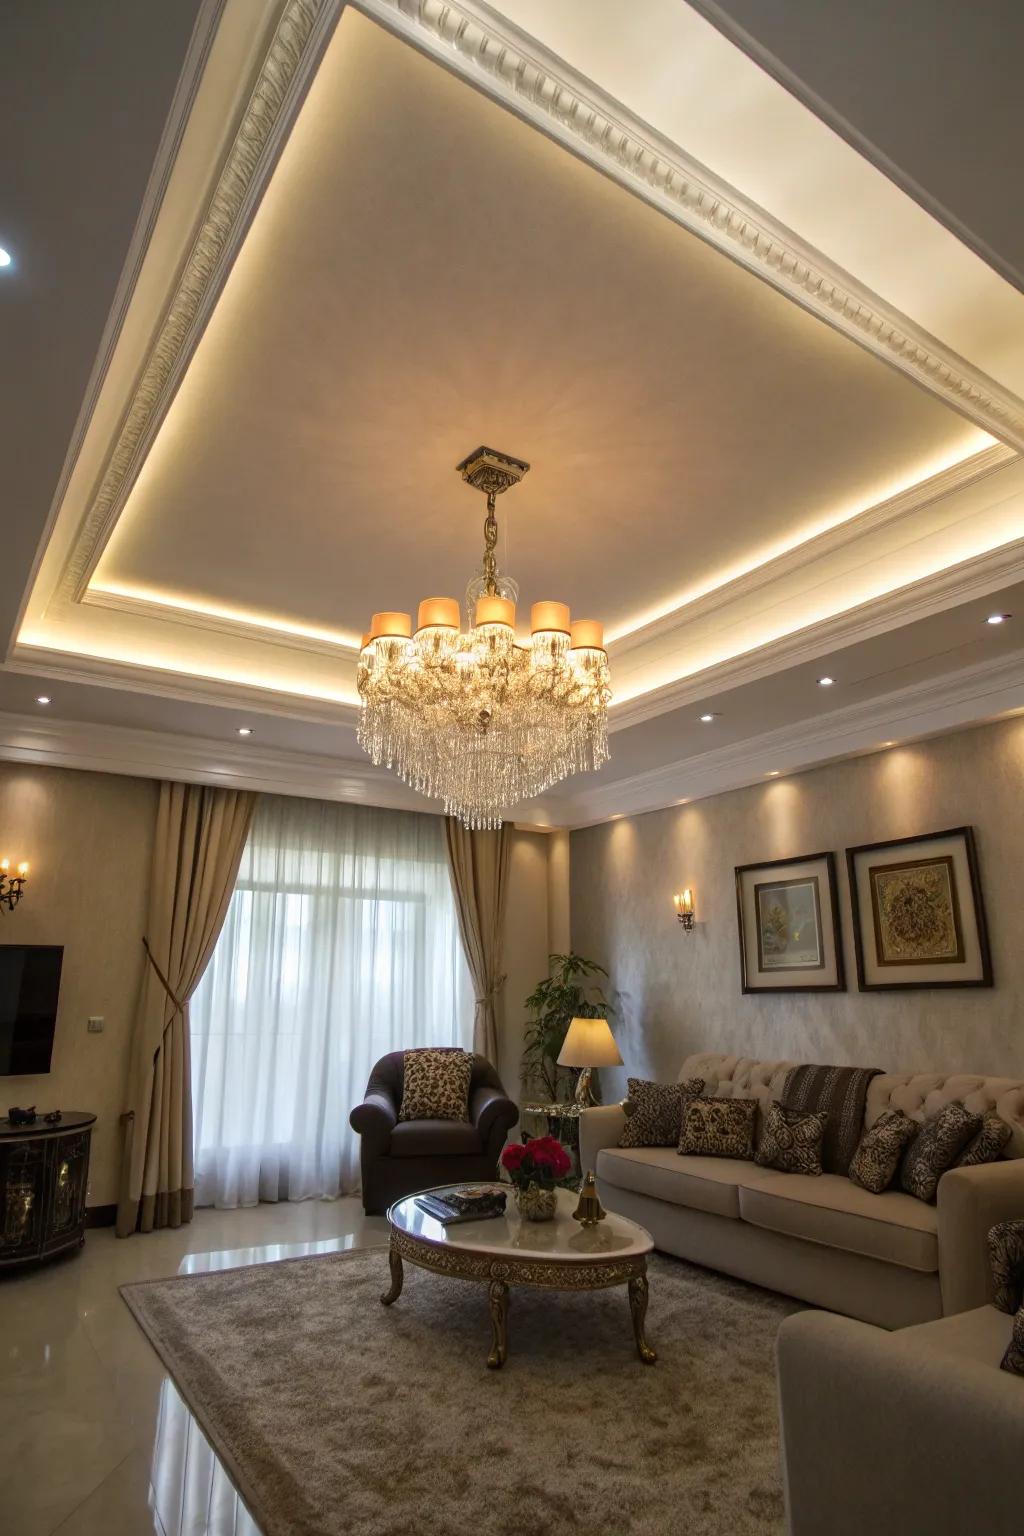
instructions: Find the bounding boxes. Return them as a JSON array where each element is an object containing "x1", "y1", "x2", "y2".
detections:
[
  {"x1": 755, "y1": 1102, "x2": 828, "y2": 1176},
  {"x1": 954, "y1": 1111, "x2": 1013, "y2": 1169},
  {"x1": 988, "y1": 1220, "x2": 1024, "y2": 1316},
  {"x1": 398, "y1": 1048, "x2": 472, "y2": 1123},
  {"x1": 848, "y1": 1110, "x2": 919, "y2": 1194},
  {"x1": 678, "y1": 1096, "x2": 758, "y2": 1160},
  {"x1": 1002, "y1": 1306, "x2": 1024, "y2": 1377},
  {"x1": 619, "y1": 1077, "x2": 704, "y2": 1149},
  {"x1": 899, "y1": 1103, "x2": 982, "y2": 1202}
]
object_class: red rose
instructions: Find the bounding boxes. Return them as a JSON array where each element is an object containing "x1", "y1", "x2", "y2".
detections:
[{"x1": 501, "y1": 1142, "x2": 526, "y2": 1172}]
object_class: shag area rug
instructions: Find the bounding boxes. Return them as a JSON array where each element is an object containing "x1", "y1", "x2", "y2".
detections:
[{"x1": 122, "y1": 1246, "x2": 801, "y2": 1536}]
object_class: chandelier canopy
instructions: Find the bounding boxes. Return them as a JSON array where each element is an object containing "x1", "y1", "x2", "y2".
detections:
[{"x1": 357, "y1": 447, "x2": 611, "y2": 828}]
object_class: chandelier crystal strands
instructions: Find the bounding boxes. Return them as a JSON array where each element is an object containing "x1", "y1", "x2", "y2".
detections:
[{"x1": 356, "y1": 447, "x2": 611, "y2": 828}]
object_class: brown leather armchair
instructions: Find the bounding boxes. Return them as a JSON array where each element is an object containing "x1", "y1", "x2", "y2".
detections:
[{"x1": 350, "y1": 1051, "x2": 519, "y2": 1214}]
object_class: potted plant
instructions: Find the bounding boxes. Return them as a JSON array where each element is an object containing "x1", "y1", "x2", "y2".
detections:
[
  {"x1": 521, "y1": 952, "x2": 612, "y2": 1103},
  {"x1": 500, "y1": 1136, "x2": 573, "y2": 1220}
]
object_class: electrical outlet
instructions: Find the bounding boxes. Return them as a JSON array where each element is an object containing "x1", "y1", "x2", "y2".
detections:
[{"x1": 87, "y1": 1016, "x2": 104, "y2": 1033}]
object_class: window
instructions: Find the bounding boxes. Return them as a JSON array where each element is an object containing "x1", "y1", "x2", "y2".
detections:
[{"x1": 190, "y1": 796, "x2": 471, "y2": 1206}]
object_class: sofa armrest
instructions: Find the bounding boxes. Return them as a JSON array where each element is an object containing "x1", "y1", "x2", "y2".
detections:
[
  {"x1": 349, "y1": 1091, "x2": 398, "y2": 1156},
  {"x1": 470, "y1": 1084, "x2": 519, "y2": 1148},
  {"x1": 776, "y1": 1310, "x2": 1022, "y2": 1536},
  {"x1": 938, "y1": 1159, "x2": 1024, "y2": 1314},
  {"x1": 579, "y1": 1103, "x2": 626, "y2": 1175}
]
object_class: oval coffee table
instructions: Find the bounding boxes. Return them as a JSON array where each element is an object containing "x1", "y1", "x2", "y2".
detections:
[{"x1": 381, "y1": 1185, "x2": 656, "y2": 1369}]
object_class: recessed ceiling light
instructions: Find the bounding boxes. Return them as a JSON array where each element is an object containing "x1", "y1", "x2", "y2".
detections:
[
  {"x1": 0, "y1": 247, "x2": 11, "y2": 269},
  {"x1": 817, "y1": 675, "x2": 836, "y2": 687},
  {"x1": 986, "y1": 612, "x2": 1011, "y2": 625},
  {"x1": 237, "y1": 726, "x2": 253, "y2": 736},
  {"x1": 699, "y1": 712, "x2": 717, "y2": 723},
  {"x1": 35, "y1": 695, "x2": 51, "y2": 706},
  {"x1": 766, "y1": 770, "x2": 780, "y2": 777}
]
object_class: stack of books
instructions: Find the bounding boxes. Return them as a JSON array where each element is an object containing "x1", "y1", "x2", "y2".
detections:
[{"x1": 415, "y1": 1185, "x2": 508, "y2": 1224}]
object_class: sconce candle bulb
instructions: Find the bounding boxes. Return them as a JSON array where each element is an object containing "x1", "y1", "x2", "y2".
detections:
[
  {"x1": 0, "y1": 857, "x2": 29, "y2": 913},
  {"x1": 674, "y1": 888, "x2": 696, "y2": 933}
]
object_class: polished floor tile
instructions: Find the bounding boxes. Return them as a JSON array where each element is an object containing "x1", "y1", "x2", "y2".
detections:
[{"x1": 0, "y1": 1199, "x2": 389, "y2": 1535}]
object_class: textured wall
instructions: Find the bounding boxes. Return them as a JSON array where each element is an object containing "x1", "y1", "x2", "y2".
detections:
[
  {"x1": 571, "y1": 718, "x2": 1024, "y2": 1099},
  {"x1": 0, "y1": 764, "x2": 157, "y2": 1206},
  {"x1": 498, "y1": 830, "x2": 552, "y2": 1104}
]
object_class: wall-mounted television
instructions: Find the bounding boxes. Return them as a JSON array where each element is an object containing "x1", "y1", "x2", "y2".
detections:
[{"x1": 0, "y1": 946, "x2": 64, "y2": 1075}]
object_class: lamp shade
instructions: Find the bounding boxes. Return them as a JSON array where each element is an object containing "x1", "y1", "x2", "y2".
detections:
[{"x1": 557, "y1": 1016, "x2": 622, "y2": 1068}]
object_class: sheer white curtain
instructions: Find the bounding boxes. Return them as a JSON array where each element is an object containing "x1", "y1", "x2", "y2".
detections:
[{"x1": 190, "y1": 796, "x2": 472, "y2": 1207}]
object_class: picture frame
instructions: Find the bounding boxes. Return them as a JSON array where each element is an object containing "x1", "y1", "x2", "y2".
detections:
[
  {"x1": 734, "y1": 851, "x2": 845, "y2": 993},
  {"x1": 845, "y1": 826, "x2": 992, "y2": 991}
]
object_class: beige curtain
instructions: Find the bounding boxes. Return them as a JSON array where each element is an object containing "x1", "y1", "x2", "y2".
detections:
[
  {"x1": 116, "y1": 782, "x2": 256, "y2": 1237},
  {"x1": 443, "y1": 819, "x2": 511, "y2": 1066}
]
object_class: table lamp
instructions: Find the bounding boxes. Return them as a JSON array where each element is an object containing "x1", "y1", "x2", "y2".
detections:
[{"x1": 557, "y1": 1016, "x2": 623, "y2": 1108}]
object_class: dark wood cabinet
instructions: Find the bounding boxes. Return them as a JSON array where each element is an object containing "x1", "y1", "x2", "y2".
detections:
[{"x1": 0, "y1": 1112, "x2": 95, "y2": 1269}]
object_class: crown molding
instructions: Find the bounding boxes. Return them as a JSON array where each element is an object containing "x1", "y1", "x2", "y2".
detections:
[
  {"x1": 50, "y1": 0, "x2": 1024, "y2": 621},
  {"x1": 369, "y1": 0, "x2": 1024, "y2": 450},
  {"x1": 60, "y1": 0, "x2": 338, "y2": 607},
  {"x1": 559, "y1": 648, "x2": 1024, "y2": 827},
  {"x1": 81, "y1": 586, "x2": 360, "y2": 660},
  {"x1": 608, "y1": 443, "x2": 1015, "y2": 658},
  {"x1": 6, "y1": 644, "x2": 361, "y2": 727},
  {"x1": 610, "y1": 534, "x2": 1024, "y2": 730}
]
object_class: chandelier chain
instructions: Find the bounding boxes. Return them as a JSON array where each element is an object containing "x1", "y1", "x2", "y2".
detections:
[{"x1": 482, "y1": 491, "x2": 498, "y2": 596}]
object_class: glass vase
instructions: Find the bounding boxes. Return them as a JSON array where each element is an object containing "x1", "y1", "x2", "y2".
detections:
[{"x1": 514, "y1": 1184, "x2": 557, "y2": 1221}]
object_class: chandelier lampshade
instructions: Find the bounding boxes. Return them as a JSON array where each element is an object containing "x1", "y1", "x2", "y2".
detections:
[{"x1": 356, "y1": 447, "x2": 611, "y2": 828}]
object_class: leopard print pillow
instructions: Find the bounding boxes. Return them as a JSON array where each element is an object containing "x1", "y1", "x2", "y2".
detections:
[
  {"x1": 954, "y1": 1111, "x2": 1012, "y2": 1169},
  {"x1": 399, "y1": 1048, "x2": 472, "y2": 1123},
  {"x1": 619, "y1": 1077, "x2": 704, "y2": 1149},
  {"x1": 755, "y1": 1102, "x2": 828, "y2": 1176},
  {"x1": 1002, "y1": 1305, "x2": 1024, "y2": 1377},
  {"x1": 678, "y1": 1096, "x2": 758, "y2": 1160},
  {"x1": 899, "y1": 1103, "x2": 981, "y2": 1202},
  {"x1": 988, "y1": 1220, "x2": 1024, "y2": 1316},
  {"x1": 848, "y1": 1110, "x2": 918, "y2": 1194}
]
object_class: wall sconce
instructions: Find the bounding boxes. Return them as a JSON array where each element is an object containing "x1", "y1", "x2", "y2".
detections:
[
  {"x1": 673, "y1": 888, "x2": 695, "y2": 933},
  {"x1": 0, "y1": 858, "x2": 29, "y2": 913}
]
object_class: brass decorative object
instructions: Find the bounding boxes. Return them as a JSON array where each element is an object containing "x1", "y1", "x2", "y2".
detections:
[{"x1": 572, "y1": 1170, "x2": 606, "y2": 1228}]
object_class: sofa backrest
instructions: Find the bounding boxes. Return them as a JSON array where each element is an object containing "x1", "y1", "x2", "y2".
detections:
[
  {"x1": 867, "y1": 1074, "x2": 1024, "y2": 1158},
  {"x1": 679, "y1": 1052, "x2": 1024, "y2": 1159}
]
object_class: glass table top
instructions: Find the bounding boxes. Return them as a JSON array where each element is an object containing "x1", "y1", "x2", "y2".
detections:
[{"x1": 388, "y1": 1185, "x2": 652, "y2": 1261}]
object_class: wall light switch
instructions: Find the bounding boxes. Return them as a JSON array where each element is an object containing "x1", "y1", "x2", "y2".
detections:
[{"x1": 87, "y1": 1016, "x2": 104, "y2": 1033}]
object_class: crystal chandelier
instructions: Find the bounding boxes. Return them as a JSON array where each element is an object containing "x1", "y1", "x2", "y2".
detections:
[{"x1": 357, "y1": 447, "x2": 611, "y2": 828}]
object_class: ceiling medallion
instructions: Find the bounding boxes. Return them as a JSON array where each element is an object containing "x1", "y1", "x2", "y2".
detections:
[{"x1": 357, "y1": 447, "x2": 611, "y2": 827}]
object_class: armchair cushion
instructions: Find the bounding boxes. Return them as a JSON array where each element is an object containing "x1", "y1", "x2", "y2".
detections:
[
  {"x1": 390, "y1": 1120, "x2": 484, "y2": 1158},
  {"x1": 398, "y1": 1048, "x2": 472, "y2": 1123}
]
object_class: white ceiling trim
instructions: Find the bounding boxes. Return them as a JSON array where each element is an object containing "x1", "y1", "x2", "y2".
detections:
[
  {"x1": 47, "y1": 0, "x2": 1024, "y2": 626},
  {"x1": 556, "y1": 648, "x2": 1024, "y2": 827},
  {"x1": 610, "y1": 534, "x2": 1024, "y2": 729},
  {"x1": 80, "y1": 584, "x2": 361, "y2": 660}
]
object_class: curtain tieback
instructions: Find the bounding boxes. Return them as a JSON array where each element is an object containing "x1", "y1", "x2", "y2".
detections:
[
  {"x1": 474, "y1": 973, "x2": 506, "y2": 1005},
  {"x1": 143, "y1": 935, "x2": 186, "y2": 1018}
]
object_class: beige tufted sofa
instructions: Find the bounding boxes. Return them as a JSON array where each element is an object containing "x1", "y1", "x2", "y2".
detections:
[{"x1": 580, "y1": 1053, "x2": 1024, "y2": 1329}]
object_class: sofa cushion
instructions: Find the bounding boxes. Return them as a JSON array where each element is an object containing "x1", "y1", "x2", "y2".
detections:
[
  {"x1": 389, "y1": 1120, "x2": 483, "y2": 1158},
  {"x1": 755, "y1": 1102, "x2": 828, "y2": 1176},
  {"x1": 597, "y1": 1146, "x2": 777, "y2": 1217},
  {"x1": 398, "y1": 1047, "x2": 472, "y2": 1123},
  {"x1": 618, "y1": 1076, "x2": 704, "y2": 1148},
  {"x1": 739, "y1": 1173, "x2": 939, "y2": 1272},
  {"x1": 955, "y1": 1111, "x2": 1013, "y2": 1169},
  {"x1": 849, "y1": 1110, "x2": 919, "y2": 1193},
  {"x1": 679, "y1": 1096, "x2": 758, "y2": 1159},
  {"x1": 900, "y1": 1102, "x2": 981, "y2": 1202}
]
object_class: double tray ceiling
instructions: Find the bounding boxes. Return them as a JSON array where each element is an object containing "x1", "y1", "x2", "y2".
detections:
[{"x1": 7, "y1": 0, "x2": 1024, "y2": 823}]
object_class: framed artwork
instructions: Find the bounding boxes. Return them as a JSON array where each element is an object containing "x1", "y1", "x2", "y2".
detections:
[
  {"x1": 846, "y1": 826, "x2": 992, "y2": 990},
  {"x1": 734, "y1": 851, "x2": 845, "y2": 993}
]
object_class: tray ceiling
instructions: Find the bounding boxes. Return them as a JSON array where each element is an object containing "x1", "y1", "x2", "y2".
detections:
[{"x1": 5, "y1": 0, "x2": 1024, "y2": 825}]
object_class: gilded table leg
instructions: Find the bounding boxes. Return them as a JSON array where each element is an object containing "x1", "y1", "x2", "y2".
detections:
[
  {"x1": 487, "y1": 1279, "x2": 509, "y2": 1369},
  {"x1": 380, "y1": 1239, "x2": 404, "y2": 1306},
  {"x1": 628, "y1": 1269, "x2": 657, "y2": 1364}
]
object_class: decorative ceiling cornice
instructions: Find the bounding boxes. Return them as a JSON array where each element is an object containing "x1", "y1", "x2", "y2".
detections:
[
  {"x1": 59, "y1": 0, "x2": 337, "y2": 606},
  {"x1": 53, "y1": 0, "x2": 1024, "y2": 622},
  {"x1": 374, "y1": 0, "x2": 1024, "y2": 448}
]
